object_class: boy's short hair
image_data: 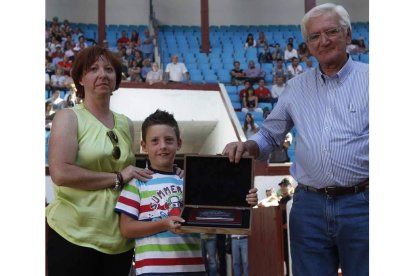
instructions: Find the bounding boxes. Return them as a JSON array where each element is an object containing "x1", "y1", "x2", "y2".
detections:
[{"x1": 141, "y1": 109, "x2": 180, "y2": 142}]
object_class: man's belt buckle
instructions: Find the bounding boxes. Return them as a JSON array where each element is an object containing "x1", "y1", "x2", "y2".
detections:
[{"x1": 324, "y1": 186, "x2": 337, "y2": 196}]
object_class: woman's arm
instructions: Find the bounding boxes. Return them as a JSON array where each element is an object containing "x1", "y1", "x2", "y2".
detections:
[
  {"x1": 119, "y1": 213, "x2": 184, "y2": 238},
  {"x1": 49, "y1": 110, "x2": 153, "y2": 190},
  {"x1": 48, "y1": 109, "x2": 118, "y2": 190}
]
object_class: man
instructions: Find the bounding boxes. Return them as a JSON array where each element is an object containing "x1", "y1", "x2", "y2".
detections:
[
  {"x1": 277, "y1": 178, "x2": 293, "y2": 276},
  {"x1": 256, "y1": 188, "x2": 278, "y2": 208},
  {"x1": 272, "y1": 58, "x2": 288, "y2": 80},
  {"x1": 283, "y1": 42, "x2": 298, "y2": 62},
  {"x1": 286, "y1": 57, "x2": 303, "y2": 79},
  {"x1": 270, "y1": 75, "x2": 286, "y2": 104},
  {"x1": 245, "y1": 60, "x2": 265, "y2": 84},
  {"x1": 268, "y1": 132, "x2": 292, "y2": 163},
  {"x1": 141, "y1": 28, "x2": 155, "y2": 61},
  {"x1": 223, "y1": 3, "x2": 368, "y2": 276},
  {"x1": 230, "y1": 61, "x2": 246, "y2": 86},
  {"x1": 277, "y1": 178, "x2": 293, "y2": 205},
  {"x1": 165, "y1": 54, "x2": 191, "y2": 83},
  {"x1": 254, "y1": 79, "x2": 271, "y2": 103}
]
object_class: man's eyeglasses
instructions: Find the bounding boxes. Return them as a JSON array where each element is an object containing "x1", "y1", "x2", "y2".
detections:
[
  {"x1": 307, "y1": 27, "x2": 344, "y2": 43},
  {"x1": 107, "y1": 130, "x2": 121, "y2": 160}
]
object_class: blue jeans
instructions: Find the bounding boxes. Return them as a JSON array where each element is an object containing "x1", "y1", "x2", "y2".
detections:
[
  {"x1": 201, "y1": 238, "x2": 217, "y2": 276},
  {"x1": 231, "y1": 238, "x2": 248, "y2": 276},
  {"x1": 289, "y1": 186, "x2": 369, "y2": 276}
]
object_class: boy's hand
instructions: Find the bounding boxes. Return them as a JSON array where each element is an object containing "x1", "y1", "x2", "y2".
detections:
[
  {"x1": 246, "y1": 188, "x2": 258, "y2": 206},
  {"x1": 166, "y1": 216, "x2": 185, "y2": 231},
  {"x1": 173, "y1": 164, "x2": 185, "y2": 178}
]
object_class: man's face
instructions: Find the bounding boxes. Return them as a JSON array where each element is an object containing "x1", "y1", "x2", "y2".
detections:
[
  {"x1": 172, "y1": 56, "x2": 178, "y2": 64},
  {"x1": 276, "y1": 77, "x2": 284, "y2": 85},
  {"x1": 305, "y1": 12, "x2": 351, "y2": 70},
  {"x1": 258, "y1": 80, "x2": 265, "y2": 87}
]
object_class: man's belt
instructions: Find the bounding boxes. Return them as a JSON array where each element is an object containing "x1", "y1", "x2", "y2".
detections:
[{"x1": 298, "y1": 179, "x2": 369, "y2": 197}]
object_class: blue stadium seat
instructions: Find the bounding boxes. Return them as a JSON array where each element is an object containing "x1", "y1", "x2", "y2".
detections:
[
  {"x1": 351, "y1": 54, "x2": 360, "y2": 61},
  {"x1": 229, "y1": 94, "x2": 241, "y2": 103},
  {"x1": 360, "y1": 54, "x2": 369, "y2": 64},
  {"x1": 210, "y1": 62, "x2": 223, "y2": 73},
  {"x1": 225, "y1": 86, "x2": 238, "y2": 95},
  {"x1": 258, "y1": 102, "x2": 273, "y2": 111},
  {"x1": 218, "y1": 74, "x2": 231, "y2": 84},
  {"x1": 250, "y1": 111, "x2": 264, "y2": 122},
  {"x1": 190, "y1": 74, "x2": 204, "y2": 84},
  {"x1": 236, "y1": 111, "x2": 246, "y2": 121},
  {"x1": 232, "y1": 102, "x2": 242, "y2": 110},
  {"x1": 204, "y1": 74, "x2": 218, "y2": 84}
]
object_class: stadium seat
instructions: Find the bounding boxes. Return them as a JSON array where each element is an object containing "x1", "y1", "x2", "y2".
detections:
[
  {"x1": 225, "y1": 86, "x2": 238, "y2": 95},
  {"x1": 218, "y1": 74, "x2": 231, "y2": 84},
  {"x1": 190, "y1": 74, "x2": 204, "y2": 84},
  {"x1": 204, "y1": 74, "x2": 218, "y2": 84},
  {"x1": 229, "y1": 94, "x2": 240, "y2": 103},
  {"x1": 232, "y1": 102, "x2": 242, "y2": 110},
  {"x1": 360, "y1": 54, "x2": 369, "y2": 64},
  {"x1": 258, "y1": 102, "x2": 273, "y2": 111}
]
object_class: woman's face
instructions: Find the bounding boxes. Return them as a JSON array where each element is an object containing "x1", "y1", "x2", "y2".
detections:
[
  {"x1": 245, "y1": 115, "x2": 252, "y2": 122},
  {"x1": 80, "y1": 56, "x2": 117, "y2": 97},
  {"x1": 152, "y1": 63, "x2": 159, "y2": 71}
]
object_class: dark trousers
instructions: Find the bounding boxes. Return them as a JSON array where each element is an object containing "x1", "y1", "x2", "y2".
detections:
[
  {"x1": 46, "y1": 224, "x2": 134, "y2": 276},
  {"x1": 216, "y1": 234, "x2": 227, "y2": 276}
]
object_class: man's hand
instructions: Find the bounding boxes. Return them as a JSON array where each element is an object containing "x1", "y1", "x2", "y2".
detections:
[{"x1": 222, "y1": 141, "x2": 249, "y2": 163}]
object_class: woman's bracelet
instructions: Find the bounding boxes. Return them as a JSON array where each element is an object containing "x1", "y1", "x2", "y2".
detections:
[{"x1": 113, "y1": 171, "x2": 125, "y2": 191}]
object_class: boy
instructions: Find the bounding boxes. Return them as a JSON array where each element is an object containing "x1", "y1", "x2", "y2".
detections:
[{"x1": 115, "y1": 109, "x2": 258, "y2": 275}]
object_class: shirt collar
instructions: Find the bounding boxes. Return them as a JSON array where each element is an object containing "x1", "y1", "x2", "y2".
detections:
[
  {"x1": 149, "y1": 166, "x2": 176, "y2": 175},
  {"x1": 317, "y1": 55, "x2": 353, "y2": 85}
]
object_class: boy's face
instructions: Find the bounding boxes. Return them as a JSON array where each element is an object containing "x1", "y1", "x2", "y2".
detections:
[{"x1": 141, "y1": 124, "x2": 181, "y2": 172}]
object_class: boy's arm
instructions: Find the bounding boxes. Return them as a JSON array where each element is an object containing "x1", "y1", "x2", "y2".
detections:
[{"x1": 119, "y1": 213, "x2": 185, "y2": 238}]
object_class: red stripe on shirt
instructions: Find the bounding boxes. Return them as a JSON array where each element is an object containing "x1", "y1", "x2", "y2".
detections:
[
  {"x1": 118, "y1": 196, "x2": 140, "y2": 209},
  {"x1": 135, "y1": 257, "x2": 204, "y2": 268},
  {"x1": 139, "y1": 203, "x2": 168, "y2": 213}
]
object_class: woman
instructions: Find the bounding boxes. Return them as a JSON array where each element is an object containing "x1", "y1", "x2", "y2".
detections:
[
  {"x1": 244, "y1": 33, "x2": 256, "y2": 48},
  {"x1": 46, "y1": 46, "x2": 155, "y2": 276},
  {"x1": 45, "y1": 101, "x2": 55, "y2": 130},
  {"x1": 297, "y1": 42, "x2": 311, "y2": 62},
  {"x1": 127, "y1": 59, "x2": 143, "y2": 82},
  {"x1": 256, "y1": 31, "x2": 268, "y2": 48},
  {"x1": 130, "y1": 30, "x2": 141, "y2": 46},
  {"x1": 241, "y1": 87, "x2": 262, "y2": 113},
  {"x1": 243, "y1": 112, "x2": 259, "y2": 139},
  {"x1": 145, "y1": 62, "x2": 163, "y2": 85}
]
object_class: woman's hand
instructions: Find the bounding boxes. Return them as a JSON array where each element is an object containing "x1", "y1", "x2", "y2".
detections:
[{"x1": 121, "y1": 165, "x2": 154, "y2": 183}]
